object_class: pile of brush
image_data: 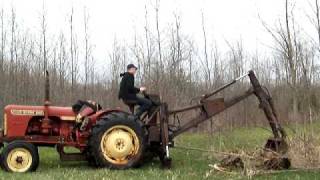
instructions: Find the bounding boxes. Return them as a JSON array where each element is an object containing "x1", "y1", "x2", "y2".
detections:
[
  {"x1": 207, "y1": 135, "x2": 320, "y2": 177},
  {"x1": 213, "y1": 148, "x2": 290, "y2": 171},
  {"x1": 208, "y1": 138, "x2": 291, "y2": 177}
]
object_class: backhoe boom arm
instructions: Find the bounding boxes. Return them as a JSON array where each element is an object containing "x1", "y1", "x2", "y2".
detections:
[{"x1": 169, "y1": 70, "x2": 286, "y2": 140}]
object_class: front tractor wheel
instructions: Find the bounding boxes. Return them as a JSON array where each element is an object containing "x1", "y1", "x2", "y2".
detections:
[
  {"x1": 0, "y1": 141, "x2": 39, "y2": 173},
  {"x1": 88, "y1": 112, "x2": 147, "y2": 169}
]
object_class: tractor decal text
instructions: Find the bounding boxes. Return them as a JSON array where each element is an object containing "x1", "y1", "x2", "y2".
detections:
[
  {"x1": 10, "y1": 109, "x2": 44, "y2": 116},
  {"x1": 60, "y1": 116, "x2": 76, "y2": 121}
]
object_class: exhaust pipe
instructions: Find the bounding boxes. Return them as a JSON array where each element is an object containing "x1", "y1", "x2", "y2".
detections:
[{"x1": 42, "y1": 70, "x2": 51, "y2": 134}]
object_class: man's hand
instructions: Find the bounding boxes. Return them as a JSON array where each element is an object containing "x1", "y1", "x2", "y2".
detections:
[{"x1": 140, "y1": 86, "x2": 147, "y2": 92}]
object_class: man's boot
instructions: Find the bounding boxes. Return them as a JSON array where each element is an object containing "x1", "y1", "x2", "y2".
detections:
[{"x1": 128, "y1": 108, "x2": 143, "y2": 121}]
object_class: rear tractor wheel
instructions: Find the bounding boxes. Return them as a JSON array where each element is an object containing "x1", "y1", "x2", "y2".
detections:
[
  {"x1": 0, "y1": 141, "x2": 39, "y2": 173},
  {"x1": 88, "y1": 112, "x2": 147, "y2": 169}
]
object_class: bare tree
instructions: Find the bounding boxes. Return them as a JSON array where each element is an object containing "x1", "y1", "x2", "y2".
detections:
[
  {"x1": 144, "y1": 5, "x2": 152, "y2": 80},
  {"x1": 69, "y1": 7, "x2": 76, "y2": 99},
  {"x1": 83, "y1": 7, "x2": 92, "y2": 98},
  {"x1": 226, "y1": 40, "x2": 244, "y2": 78},
  {"x1": 155, "y1": 0, "x2": 162, "y2": 92},
  {"x1": 310, "y1": 0, "x2": 320, "y2": 49},
  {"x1": 58, "y1": 32, "x2": 68, "y2": 102},
  {"x1": 9, "y1": 7, "x2": 18, "y2": 101},
  {"x1": 0, "y1": 8, "x2": 5, "y2": 113},
  {"x1": 261, "y1": 0, "x2": 300, "y2": 120},
  {"x1": 201, "y1": 11, "x2": 211, "y2": 88},
  {"x1": 0, "y1": 8, "x2": 5, "y2": 73},
  {"x1": 109, "y1": 39, "x2": 125, "y2": 106}
]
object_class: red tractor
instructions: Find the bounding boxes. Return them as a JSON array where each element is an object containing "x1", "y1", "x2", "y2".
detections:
[{"x1": 0, "y1": 71, "x2": 289, "y2": 172}]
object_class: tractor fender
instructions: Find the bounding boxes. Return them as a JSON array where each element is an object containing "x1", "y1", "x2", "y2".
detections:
[{"x1": 90, "y1": 109, "x2": 128, "y2": 124}]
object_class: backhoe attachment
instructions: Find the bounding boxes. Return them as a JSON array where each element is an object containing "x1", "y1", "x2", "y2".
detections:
[{"x1": 158, "y1": 70, "x2": 288, "y2": 161}]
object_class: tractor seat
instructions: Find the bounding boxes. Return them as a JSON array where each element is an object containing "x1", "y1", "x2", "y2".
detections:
[{"x1": 123, "y1": 100, "x2": 138, "y2": 114}]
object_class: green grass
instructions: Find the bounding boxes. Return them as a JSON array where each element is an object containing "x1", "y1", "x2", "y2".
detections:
[{"x1": 1, "y1": 126, "x2": 320, "y2": 180}]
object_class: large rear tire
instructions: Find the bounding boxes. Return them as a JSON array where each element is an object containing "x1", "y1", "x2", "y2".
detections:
[
  {"x1": 88, "y1": 112, "x2": 147, "y2": 169},
  {"x1": 0, "y1": 141, "x2": 39, "y2": 173}
]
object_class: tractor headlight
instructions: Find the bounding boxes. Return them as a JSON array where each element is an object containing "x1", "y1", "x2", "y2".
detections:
[{"x1": 3, "y1": 113, "x2": 7, "y2": 136}]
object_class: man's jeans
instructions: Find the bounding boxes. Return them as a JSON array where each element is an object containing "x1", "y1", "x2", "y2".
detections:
[{"x1": 135, "y1": 96, "x2": 152, "y2": 117}]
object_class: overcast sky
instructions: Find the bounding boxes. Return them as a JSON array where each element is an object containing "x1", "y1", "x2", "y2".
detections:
[{"x1": 0, "y1": 0, "x2": 316, "y2": 65}]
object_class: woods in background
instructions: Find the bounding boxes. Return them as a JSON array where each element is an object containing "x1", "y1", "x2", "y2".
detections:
[{"x1": 0, "y1": 0, "x2": 320, "y2": 133}]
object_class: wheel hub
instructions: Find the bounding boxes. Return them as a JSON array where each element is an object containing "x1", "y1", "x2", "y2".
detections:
[
  {"x1": 16, "y1": 156, "x2": 23, "y2": 164},
  {"x1": 115, "y1": 138, "x2": 125, "y2": 150},
  {"x1": 101, "y1": 125, "x2": 140, "y2": 164}
]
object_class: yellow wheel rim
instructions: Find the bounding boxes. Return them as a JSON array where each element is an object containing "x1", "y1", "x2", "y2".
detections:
[
  {"x1": 6, "y1": 148, "x2": 32, "y2": 172},
  {"x1": 100, "y1": 125, "x2": 140, "y2": 165}
]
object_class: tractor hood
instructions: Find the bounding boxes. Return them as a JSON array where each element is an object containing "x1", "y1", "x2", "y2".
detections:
[{"x1": 5, "y1": 105, "x2": 76, "y2": 120}]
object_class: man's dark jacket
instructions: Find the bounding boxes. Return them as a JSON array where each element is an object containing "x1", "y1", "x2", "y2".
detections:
[{"x1": 118, "y1": 72, "x2": 140, "y2": 100}]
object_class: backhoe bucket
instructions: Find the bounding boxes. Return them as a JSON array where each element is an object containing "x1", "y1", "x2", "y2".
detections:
[{"x1": 264, "y1": 138, "x2": 288, "y2": 154}]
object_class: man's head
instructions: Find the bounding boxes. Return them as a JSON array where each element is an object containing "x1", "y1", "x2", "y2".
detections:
[{"x1": 127, "y1": 64, "x2": 138, "y2": 75}]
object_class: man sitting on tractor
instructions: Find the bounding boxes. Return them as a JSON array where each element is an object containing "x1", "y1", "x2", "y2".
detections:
[{"x1": 118, "y1": 64, "x2": 152, "y2": 120}]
